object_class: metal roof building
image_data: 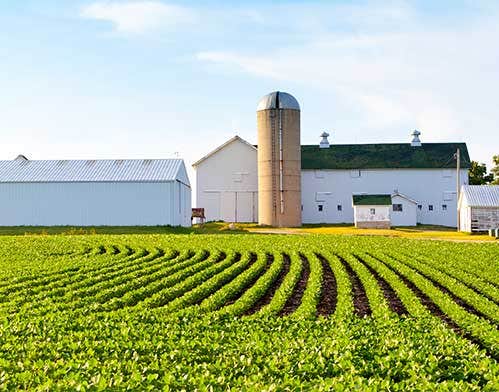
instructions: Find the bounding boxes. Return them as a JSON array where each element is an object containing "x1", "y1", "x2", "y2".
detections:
[
  {"x1": 458, "y1": 185, "x2": 499, "y2": 232},
  {"x1": 0, "y1": 158, "x2": 191, "y2": 227}
]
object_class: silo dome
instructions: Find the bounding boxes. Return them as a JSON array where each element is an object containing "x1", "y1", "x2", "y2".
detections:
[{"x1": 257, "y1": 91, "x2": 300, "y2": 111}]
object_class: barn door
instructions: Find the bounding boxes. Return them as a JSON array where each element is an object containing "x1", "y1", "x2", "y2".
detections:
[{"x1": 220, "y1": 192, "x2": 236, "y2": 222}]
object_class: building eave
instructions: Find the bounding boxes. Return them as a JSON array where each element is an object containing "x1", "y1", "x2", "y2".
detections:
[{"x1": 192, "y1": 135, "x2": 256, "y2": 168}]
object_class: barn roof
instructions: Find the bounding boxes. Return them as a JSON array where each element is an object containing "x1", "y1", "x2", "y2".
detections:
[
  {"x1": 200, "y1": 136, "x2": 470, "y2": 170},
  {"x1": 302, "y1": 143, "x2": 470, "y2": 170},
  {"x1": 352, "y1": 194, "x2": 392, "y2": 206},
  {"x1": 0, "y1": 159, "x2": 190, "y2": 185},
  {"x1": 460, "y1": 185, "x2": 499, "y2": 207}
]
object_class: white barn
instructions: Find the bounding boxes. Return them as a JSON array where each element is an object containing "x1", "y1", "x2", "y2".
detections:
[
  {"x1": 192, "y1": 136, "x2": 258, "y2": 223},
  {"x1": 0, "y1": 157, "x2": 191, "y2": 227},
  {"x1": 458, "y1": 185, "x2": 499, "y2": 232},
  {"x1": 194, "y1": 133, "x2": 470, "y2": 227}
]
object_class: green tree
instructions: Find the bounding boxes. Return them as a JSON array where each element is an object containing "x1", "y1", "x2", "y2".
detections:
[
  {"x1": 491, "y1": 155, "x2": 499, "y2": 185},
  {"x1": 468, "y1": 161, "x2": 494, "y2": 185}
]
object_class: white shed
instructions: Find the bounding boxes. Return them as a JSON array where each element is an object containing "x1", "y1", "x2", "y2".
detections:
[
  {"x1": 458, "y1": 185, "x2": 499, "y2": 232},
  {"x1": 391, "y1": 192, "x2": 418, "y2": 227},
  {"x1": 352, "y1": 194, "x2": 392, "y2": 229},
  {"x1": 192, "y1": 136, "x2": 258, "y2": 222},
  {"x1": 0, "y1": 158, "x2": 191, "y2": 227}
]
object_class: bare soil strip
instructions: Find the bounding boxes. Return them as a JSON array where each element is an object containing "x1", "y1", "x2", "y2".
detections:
[
  {"x1": 399, "y1": 252, "x2": 499, "y2": 307},
  {"x1": 315, "y1": 254, "x2": 337, "y2": 317},
  {"x1": 386, "y1": 254, "x2": 498, "y2": 326},
  {"x1": 353, "y1": 254, "x2": 408, "y2": 316},
  {"x1": 245, "y1": 254, "x2": 290, "y2": 315},
  {"x1": 336, "y1": 254, "x2": 371, "y2": 317},
  {"x1": 224, "y1": 253, "x2": 272, "y2": 307},
  {"x1": 368, "y1": 253, "x2": 497, "y2": 359},
  {"x1": 187, "y1": 252, "x2": 238, "y2": 307},
  {"x1": 279, "y1": 254, "x2": 310, "y2": 316}
]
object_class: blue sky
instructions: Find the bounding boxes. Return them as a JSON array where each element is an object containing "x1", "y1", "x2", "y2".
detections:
[{"x1": 1, "y1": 0, "x2": 498, "y2": 184}]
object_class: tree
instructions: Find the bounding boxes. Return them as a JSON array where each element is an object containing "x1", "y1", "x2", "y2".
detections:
[
  {"x1": 468, "y1": 161, "x2": 494, "y2": 185},
  {"x1": 491, "y1": 155, "x2": 499, "y2": 185}
]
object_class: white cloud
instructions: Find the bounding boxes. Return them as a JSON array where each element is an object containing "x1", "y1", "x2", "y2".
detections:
[
  {"x1": 81, "y1": 1, "x2": 195, "y2": 34},
  {"x1": 197, "y1": 12, "x2": 499, "y2": 163}
]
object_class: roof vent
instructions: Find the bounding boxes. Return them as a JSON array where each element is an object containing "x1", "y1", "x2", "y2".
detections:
[
  {"x1": 319, "y1": 132, "x2": 330, "y2": 148},
  {"x1": 15, "y1": 154, "x2": 28, "y2": 161},
  {"x1": 411, "y1": 130, "x2": 422, "y2": 147}
]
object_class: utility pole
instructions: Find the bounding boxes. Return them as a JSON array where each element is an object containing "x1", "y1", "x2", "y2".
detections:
[{"x1": 456, "y1": 148, "x2": 461, "y2": 231}]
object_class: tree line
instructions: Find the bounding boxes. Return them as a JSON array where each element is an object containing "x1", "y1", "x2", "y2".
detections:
[{"x1": 469, "y1": 155, "x2": 499, "y2": 185}]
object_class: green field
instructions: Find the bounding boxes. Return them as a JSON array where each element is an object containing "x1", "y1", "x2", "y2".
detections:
[{"x1": 0, "y1": 234, "x2": 498, "y2": 390}]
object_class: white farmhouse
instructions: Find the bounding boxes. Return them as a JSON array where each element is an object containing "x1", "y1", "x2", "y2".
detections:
[
  {"x1": 352, "y1": 194, "x2": 392, "y2": 229},
  {"x1": 194, "y1": 132, "x2": 470, "y2": 227},
  {"x1": 0, "y1": 157, "x2": 191, "y2": 227},
  {"x1": 458, "y1": 185, "x2": 499, "y2": 232}
]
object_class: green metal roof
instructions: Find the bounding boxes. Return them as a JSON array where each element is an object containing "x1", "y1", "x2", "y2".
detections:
[
  {"x1": 301, "y1": 143, "x2": 470, "y2": 170},
  {"x1": 352, "y1": 194, "x2": 392, "y2": 206}
]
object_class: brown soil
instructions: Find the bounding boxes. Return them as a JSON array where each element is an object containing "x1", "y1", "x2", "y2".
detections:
[
  {"x1": 367, "y1": 253, "x2": 498, "y2": 360},
  {"x1": 400, "y1": 252, "x2": 499, "y2": 307},
  {"x1": 315, "y1": 254, "x2": 337, "y2": 317},
  {"x1": 279, "y1": 254, "x2": 310, "y2": 316},
  {"x1": 353, "y1": 254, "x2": 408, "y2": 316},
  {"x1": 336, "y1": 254, "x2": 371, "y2": 317},
  {"x1": 387, "y1": 253, "x2": 497, "y2": 326},
  {"x1": 222, "y1": 252, "x2": 262, "y2": 307},
  {"x1": 245, "y1": 253, "x2": 290, "y2": 315}
]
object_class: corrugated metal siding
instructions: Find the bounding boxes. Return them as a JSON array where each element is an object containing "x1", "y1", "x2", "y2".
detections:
[
  {"x1": 0, "y1": 182, "x2": 192, "y2": 226},
  {"x1": 461, "y1": 185, "x2": 499, "y2": 207},
  {"x1": 0, "y1": 159, "x2": 187, "y2": 183}
]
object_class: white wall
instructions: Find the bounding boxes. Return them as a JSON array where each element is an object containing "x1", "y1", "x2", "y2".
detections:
[
  {"x1": 302, "y1": 168, "x2": 468, "y2": 227},
  {"x1": 354, "y1": 205, "x2": 390, "y2": 224},
  {"x1": 194, "y1": 139, "x2": 258, "y2": 222},
  {"x1": 391, "y1": 195, "x2": 417, "y2": 226},
  {"x1": 459, "y1": 206, "x2": 472, "y2": 232},
  {"x1": 0, "y1": 181, "x2": 191, "y2": 226}
]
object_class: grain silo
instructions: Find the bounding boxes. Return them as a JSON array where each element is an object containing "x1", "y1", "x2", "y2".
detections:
[{"x1": 257, "y1": 91, "x2": 302, "y2": 227}]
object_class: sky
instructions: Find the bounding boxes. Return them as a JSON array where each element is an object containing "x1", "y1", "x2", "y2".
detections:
[{"x1": 1, "y1": 0, "x2": 498, "y2": 188}]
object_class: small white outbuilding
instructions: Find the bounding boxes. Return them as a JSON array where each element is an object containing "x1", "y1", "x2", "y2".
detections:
[
  {"x1": 391, "y1": 192, "x2": 418, "y2": 227},
  {"x1": 458, "y1": 185, "x2": 499, "y2": 232},
  {"x1": 0, "y1": 157, "x2": 191, "y2": 227},
  {"x1": 352, "y1": 194, "x2": 392, "y2": 229}
]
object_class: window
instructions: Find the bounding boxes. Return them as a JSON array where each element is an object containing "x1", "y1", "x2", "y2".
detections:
[
  {"x1": 370, "y1": 208, "x2": 376, "y2": 215},
  {"x1": 318, "y1": 205, "x2": 323, "y2": 212},
  {"x1": 337, "y1": 205, "x2": 342, "y2": 211},
  {"x1": 315, "y1": 192, "x2": 331, "y2": 202},
  {"x1": 443, "y1": 191, "x2": 455, "y2": 201},
  {"x1": 442, "y1": 204, "x2": 447, "y2": 211},
  {"x1": 417, "y1": 205, "x2": 422, "y2": 210},
  {"x1": 314, "y1": 170, "x2": 324, "y2": 179},
  {"x1": 350, "y1": 170, "x2": 361, "y2": 178},
  {"x1": 393, "y1": 204, "x2": 403, "y2": 212},
  {"x1": 429, "y1": 205, "x2": 434, "y2": 211}
]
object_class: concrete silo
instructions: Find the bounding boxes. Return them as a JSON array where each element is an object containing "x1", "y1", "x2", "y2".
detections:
[{"x1": 257, "y1": 91, "x2": 302, "y2": 227}]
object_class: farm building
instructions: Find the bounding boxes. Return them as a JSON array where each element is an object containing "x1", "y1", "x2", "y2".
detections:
[
  {"x1": 0, "y1": 157, "x2": 191, "y2": 227},
  {"x1": 352, "y1": 194, "x2": 392, "y2": 229},
  {"x1": 458, "y1": 185, "x2": 499, "y2": 232},
  {"x1": 194, "y1": 133, "x2": 469, "y2": 227},
  {"x1": 391, "y1": 192, "x2": 418, "y2": 227},
  {"x1": 193, "y1": 92, "x2": 470, "y2": 227}
]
